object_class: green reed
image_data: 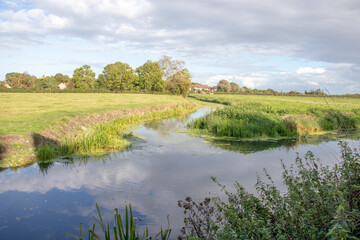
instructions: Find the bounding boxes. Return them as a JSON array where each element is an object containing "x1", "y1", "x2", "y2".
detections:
[{"x1": 67, "y1": 203, "x2": 171, "y2": 240}]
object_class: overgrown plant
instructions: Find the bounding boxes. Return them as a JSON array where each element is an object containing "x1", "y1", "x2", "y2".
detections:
[
  {"x1": 177, "y1": 197, "x2": 217, "y2": 240},
  {"x1": 188, "y1": 94, "x2": 360, "y2": 138},
  {"x1": 179, "y1": 141, "x2": 360, "y2": 239},
  {"x1": 68, "y1": 204, "x2": 171, "y2": 240},
  {"x1": 188, "y1": 104, "x2": 299, "y2": 138}
]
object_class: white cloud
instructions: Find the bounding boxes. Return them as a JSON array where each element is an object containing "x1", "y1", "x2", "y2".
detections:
[
  {"x1": 296, "y1": 67, "x2": 326, "y2": 74},
  {"x1": 33, "y1": 0, "x2": 151, "y2": 19},
  {"x1": 0, "y1": 9, "x2": 67, "y2": 34},
  {"x1": 1, "y1": 0, "x2": 360, "y2": 93}
]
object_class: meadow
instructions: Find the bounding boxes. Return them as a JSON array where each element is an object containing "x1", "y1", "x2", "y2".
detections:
[
  {"x1": 0, "y1": 93, "x2": 198, "y2": 168},
  {"x1": 189, "y1": 94, "x2": 360, "y2": 138},
  {"x1": 0, "y1": 93, "x2": 195, "y2": 135}
]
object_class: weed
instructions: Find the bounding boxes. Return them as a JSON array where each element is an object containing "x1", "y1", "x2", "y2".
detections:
[{"x1": 179, "y1": 141, "x2": 360, "y2": 239}]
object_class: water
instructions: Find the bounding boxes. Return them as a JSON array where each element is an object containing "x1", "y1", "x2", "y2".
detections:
[{"x1": 0, "y1": 107, "x2": 357, "y2": 239}]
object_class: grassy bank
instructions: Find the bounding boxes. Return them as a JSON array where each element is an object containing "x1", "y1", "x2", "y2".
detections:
[
  {"x1": 0, "y1": 93, "x2": 198, "y2": 168},
  {"x1": 0, "y1": 93, "x2": 195, "y2": 135},
  {"x1": 35, "y1": 103, "x2": 198, "y2": 163},
  {"x1": 188, "y1": 94, "x2": 360, "y2": 139}
]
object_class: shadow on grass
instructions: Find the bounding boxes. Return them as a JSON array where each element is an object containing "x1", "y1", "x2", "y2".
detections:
[
  {"x1": 32, "y1": 133, "x2": 68, "y2": 174},
  {"x1": 0, "y1": 141, "x2": 6, "y2": 161},
  {"x1": 32, "y1": 133, "x2": 60, "y2": 147}
]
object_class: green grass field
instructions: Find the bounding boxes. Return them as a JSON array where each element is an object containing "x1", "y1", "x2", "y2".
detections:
[
  {"x1": 0, "y1": 93, "x2": 193, "y2": 136},
  {"x1": 0, "y1": 93, "x2": 199, "y2": 168},
  {"x1": 190, "y1": 94, "x2": 360, "y2": 113}
]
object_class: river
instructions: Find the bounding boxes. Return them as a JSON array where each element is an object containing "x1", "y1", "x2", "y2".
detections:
[{"x1": 0, "y1": 107, "x2": 357, "y2": 239}]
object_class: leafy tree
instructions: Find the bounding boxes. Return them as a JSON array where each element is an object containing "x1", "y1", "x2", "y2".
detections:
[
  {"x1": 38, "y1": 75, "x2": 57, "y2": 89},
  {"x1": 95, "y1": 74, "x2": 107, "y2": 89},
  {"x1": 158, "y1": 55, "x2": 185, "y2": 81},
  {"x1": 72, "y1": 65, "x2": 96, "y2": 89},
  {"x1": 54, "y1": 73, "x2": 70, "y2": 84},
  {"x1": 288, "y1": 90, "x2": 301, "y2": 95},
  {"x1": 5, "y1": 72, "x2": 37, "y2": 88},
  {"x1": 102, "y1": 62, "x2": 138, "y2": 91},
  {"x1": 230, "y1": 82, "x2": 240, "y2": 93},
  {"x1": 166, "y1": 68, "x2": 192, "y2": 97},
  {"x1": 217, "y1": 79, "x2": 231, "y2": 92},
  {"x1": 135, "y1": 60, "x2": 164, "y2": 91}
]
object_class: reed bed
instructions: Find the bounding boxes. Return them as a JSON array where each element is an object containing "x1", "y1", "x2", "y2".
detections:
[{"x1": 188, "y1": 95, "x2": 360, "y2": 139}]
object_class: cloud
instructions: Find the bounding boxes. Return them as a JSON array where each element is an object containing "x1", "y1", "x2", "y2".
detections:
[
  {"x1": 296, "y1": 67, "x2": 326, "y2": 74},
  {"x1": 198, "y1": 62, "x2": 360, "y2": 94},
  {"x1": 1, "y1": 0, "x2": 360, "y2": 93},
  {"x1": 2, "y1": 0, "x2": 359, "y2": 63}
]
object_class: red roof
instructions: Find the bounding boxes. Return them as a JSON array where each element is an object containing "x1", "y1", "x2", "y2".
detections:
[{"x1": 192, "y1": 84, "x2": 211, "y2": 88}]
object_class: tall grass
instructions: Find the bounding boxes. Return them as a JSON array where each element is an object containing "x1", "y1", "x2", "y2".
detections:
[
  {"x1": 188, "y1": 99, "x2": 360, "y2": 139},
  {"x1": 36, "y1": 104, "x2": 198, "y2": 162},
  {"x1": 189, "y1": 104, "x2": 298, "y2": 138},
  {"x1": 67, "y1": 204, "x2": 171, "y2": 240}
]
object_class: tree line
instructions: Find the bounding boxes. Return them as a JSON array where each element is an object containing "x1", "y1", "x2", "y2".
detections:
[
  {"x1": 1, "y1": 56, "x2": 192, "y2": 97},
  {"x1": 216, "y1": 79, "x2": 329, "y2": 96}
]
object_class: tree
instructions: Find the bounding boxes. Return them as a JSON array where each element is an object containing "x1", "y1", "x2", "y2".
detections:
[
  {"x1": 230, "y1": 82, "x2": 240, "y2": 93},
  {"x1": 5, "y1": 72, "x2": 36, "y2": 88},
  {"x1": 166, "y1": 68, "x2": 192, "y2": 97},
  {"x1": 38, "y1": 75, "x2": 57, "y2": 89},
  {"x1": 72, "y1": 65, "x2": 96, "y2": 89},
  {"x1": 217, "y1": 79, "x2": 231, "y2": 92},
  {"x1": 135, "y1": 60, "x2": 164, "y2": 92},
  {"x1": 54, "y1": 73, "x2": 70, "y2": 84},
  {"x1": 158, "y1": 55, "x2": 185, "y2": 81},
  {"x1": 102, "y1": 62, "x2": 138, "y2": 91},
  {"x1": 95, "y1": 74, "x2": 107, "y2": 89}
]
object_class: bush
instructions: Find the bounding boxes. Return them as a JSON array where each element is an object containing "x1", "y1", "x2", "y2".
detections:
[{"x1": 179, "y1": 142, "x2": 360, "y2": 239}]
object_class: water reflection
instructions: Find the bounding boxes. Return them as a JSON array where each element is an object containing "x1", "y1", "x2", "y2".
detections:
[{"x1": 0, "y1": 107, "x2": 357, "y2": 239}]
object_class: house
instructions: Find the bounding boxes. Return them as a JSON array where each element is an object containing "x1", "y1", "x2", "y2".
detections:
[
  {"x1": 4, "y1": 83, "x2": 11, "y2": 88},
  {"x1": 192, "y1": 84, "x2": 211, "y2": 92},
  {"x1": 58, "y1": 82, "x2": 67, "y2": 90},
  {"x1": 191, "y1": 84, "x2": 218, "y2": 94},
  {"x1": 210, "y1": 86, "x2": 217, "y2": 94}
]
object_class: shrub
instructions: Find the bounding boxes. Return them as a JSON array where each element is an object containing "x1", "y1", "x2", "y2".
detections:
[{"x1": 179, "y1": 141, "x2": 360, "y2": 239}]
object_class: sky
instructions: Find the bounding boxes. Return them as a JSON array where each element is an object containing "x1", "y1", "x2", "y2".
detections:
[{"x1": 0, "y1": 0, "x2": 359, "y2": 94}]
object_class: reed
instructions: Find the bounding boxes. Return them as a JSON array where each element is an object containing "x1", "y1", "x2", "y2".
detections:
[
  {"x1": 67, "y1": 204, "x2": 171, "y2": 240},
  {"x1": 189, "y1": 105, "x2": 298, "y2": 138},
  {"x1": 188, "y1": 95, "x2": 360, "y2": 139}
]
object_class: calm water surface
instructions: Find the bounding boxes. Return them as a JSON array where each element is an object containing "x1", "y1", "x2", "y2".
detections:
[{"x1": 0, "y1": 107, "x2": 357, "y2": 239}]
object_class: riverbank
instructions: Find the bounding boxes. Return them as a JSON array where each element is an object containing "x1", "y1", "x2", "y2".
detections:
[
  {"x1": 188, "y1": 94, "x2": 360, "y2": 139},
  {"x1": 0, "y1": 93, "x2": 199, "y2": 168}
]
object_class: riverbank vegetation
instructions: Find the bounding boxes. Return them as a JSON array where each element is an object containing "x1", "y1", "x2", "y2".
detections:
[
  {"x1": 35, "y1": 103, "x2": 198, "y2": 162},
  {"x1": 178, "y1": 141, "x2": 360, "y2": 239},
  {"x1": 188, "y1": 94, "x2": 360, "y2": 139},
  {"x1": 69, "y1": 204, "x2": 171, "y2": 240},
  {"x1": 0, "y1": 93, "x2": 198, "y2": 168}
]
